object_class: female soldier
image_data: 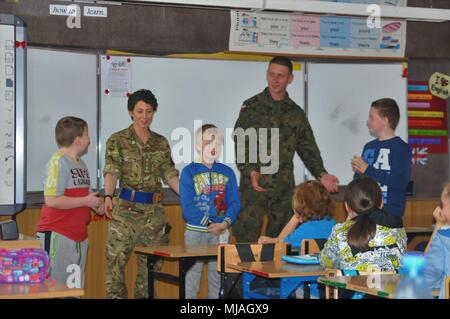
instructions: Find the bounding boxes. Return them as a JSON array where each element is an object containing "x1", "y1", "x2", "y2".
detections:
[{"x1": 103, "y1": 89, "x2": 179, "y2": 299}]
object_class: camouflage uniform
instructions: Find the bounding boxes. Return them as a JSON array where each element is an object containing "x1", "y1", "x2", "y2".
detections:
[
  {"x1": 104, "y1": 125, "x2": 179, "y2": 299},
  {"x1": 233, "y1": 88, "x2": 327, "y2": 242}
]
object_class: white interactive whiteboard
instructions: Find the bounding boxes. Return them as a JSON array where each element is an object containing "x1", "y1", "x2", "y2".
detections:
[
  {"x1": 27, "y1": 48, "x2": 98, "y2": 191},
  {"x1": 99, "y1": 56, "x2": 305, "y2": 187},
  {"x1": 307, "y1": 62, "x2": 408, "y2": 185},
  {"x1": 0, "y1": 14, "x2": 26, "y2": 214}
]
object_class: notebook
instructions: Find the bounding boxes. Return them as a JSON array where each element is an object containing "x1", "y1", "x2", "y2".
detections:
[{"x1": 281, "y1": 253, "x2": 320, "y2": 265}]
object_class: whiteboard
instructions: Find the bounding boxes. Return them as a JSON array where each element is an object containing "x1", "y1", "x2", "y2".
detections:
[
  {"x1": 99, "y1": 56, "x2": 305, "y2": 187},
  {"x1": 27, "y1": 48, "x2": 98, "y2": 191},
  {"x1": 307, "y1": 62, "x2": 408, "y2": 185}
]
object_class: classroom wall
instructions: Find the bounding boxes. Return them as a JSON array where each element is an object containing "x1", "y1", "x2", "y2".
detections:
[
  {"x1": 408, "y1": 58, "x2": 450, "y2": 197},
  {"x1": 0, "y1": 199, "x2": 440, "y2": 299},
  {"x1": 0, "y1": 0, "x2": 449, "y2": 58},
  {"x1": 0, "y1": 0, "x2": 448, "y2": 298}
]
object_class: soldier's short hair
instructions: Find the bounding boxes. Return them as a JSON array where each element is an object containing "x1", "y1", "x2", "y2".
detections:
[
  {"x1": 195, "y1": 124, "x2": 223, "y2": 148},
  {"x1": 269, "y1": 56, "x2": 293, "y2": 74},
  {"x1": 291, "y1": 180, "x2": 334, "y2": 222},
  {"x1": 128, "y1": 89, "x2": 158, "y2": 112},
  {"x1": 371, "y1": 98, "x2": 400, "y2": 130},
  {"x1": 55, "y1": 116, "x2": 88, "y2": 147}
]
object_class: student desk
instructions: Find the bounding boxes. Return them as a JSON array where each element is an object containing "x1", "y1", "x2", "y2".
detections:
[
  {"x1": 318, "y1": 274, "x2": 440, "y2": 299},
  {"x1": 0, "y1": 236, "x2": 40, "y2": 249},
  {"x1": 318, "y1": 274, "x2": 400, "y2": 298},
  {"x1": 134, "y1": 244, "x2": 218, "y2": 299},
  {"x1": 227, "y1": 261, "x2": 325, "y2": 299},
  {"x1": 0, "y1": 277, "x2": 84, "y2": 299}
]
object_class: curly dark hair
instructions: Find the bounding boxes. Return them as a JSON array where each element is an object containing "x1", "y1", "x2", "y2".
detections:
[
  {"x1": 291, "y1": 180, "x2": 334, "y2": 222},
  {"x1": 127, "y1": 89, "x2": 158, "y2": 112}
]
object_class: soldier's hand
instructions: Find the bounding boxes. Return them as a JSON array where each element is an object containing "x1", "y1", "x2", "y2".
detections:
[
  {"x1": 104, "y1": 196, "x2": 114, "y2": 219},
  {"x1": 320, "y1": 174, "x2": 339, "y2": 193},
  {"x1": 250, "y1": 170, "x2": 266, "y2": 192}
]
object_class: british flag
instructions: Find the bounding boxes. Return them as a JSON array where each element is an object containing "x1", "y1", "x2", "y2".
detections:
[{"x1": 412, "y1": 147, "x2": 428, "y2": 165}]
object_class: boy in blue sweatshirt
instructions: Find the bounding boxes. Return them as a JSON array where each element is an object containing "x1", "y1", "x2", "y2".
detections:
[
  {"x1": 180, "y1": 124, "x2": 240, "y2": 299},
  {"x1": 351, "y1": 98, "x2": 411, "y2": 218}
]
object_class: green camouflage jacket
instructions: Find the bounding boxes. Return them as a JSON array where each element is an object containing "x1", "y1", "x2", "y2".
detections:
[
  {"x1": 234, "y1": 88, "x2": 326, "y2": 193},
  {"x1": 103, "y1": 125, "x2": 179, "y2": 192}
]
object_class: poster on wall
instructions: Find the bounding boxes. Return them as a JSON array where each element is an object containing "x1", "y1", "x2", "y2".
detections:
[
  {"x1": 229, "y1": 5, "x2": 407, "y2": 58},
  {"x1": 408, "y1": 81, "x2": 448, "y2": 165},
  {"x1": 103, "y1": 55, "x2": 132, "y2": 97}
]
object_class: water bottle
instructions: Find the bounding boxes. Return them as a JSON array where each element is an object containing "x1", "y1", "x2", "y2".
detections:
[{"x1": 395, "y1": 252, "x2": 433, "y2": 299}]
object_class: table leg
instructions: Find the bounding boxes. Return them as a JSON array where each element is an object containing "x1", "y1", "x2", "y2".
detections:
[
  {"x1": 178, "y1": 257, "x2": 197, "y2": 299},
  {"x1": 147, "y1": 255, "x2": 159, "y2": 299}
]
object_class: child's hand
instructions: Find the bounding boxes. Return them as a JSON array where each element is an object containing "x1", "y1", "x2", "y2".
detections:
[
  {"x1": 351, "y1": 156, "x2": 368, "y2": 174},
  {"x1": 85, "y1": 192, "x2": 103, "y2": 210},
  {"x1": 433, "y1": 206, "x2": 446, "y2": 227},
  {"x1": 94, "y1": 203, "x2": 106, "y2": 216},
  {"x1": 258, "y1": 236, "x2": 277, "y2": 244},
  {"x1": 208, "y1": 221, "x2": 228, "y2": 235}
]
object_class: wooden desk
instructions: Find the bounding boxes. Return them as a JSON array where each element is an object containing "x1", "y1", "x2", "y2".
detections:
[
  {"x1": 0, "y1": 235, "x2": 40, "y2": 249},
  {"x1": 318, "y1": 274, "x2": 440, "y2": 299},
  {"x1": 227, "y1": 261, "x2": 325, "y2": 299},
  {"x1": 318, "y1": 274, "x2": 399, "y2": 298},
  {"x1": 0, "y1": 277, "x2": 84, "y2": 299},
  {"x1": 134, "y1": 244, "x2": 218, "y2": 299}
]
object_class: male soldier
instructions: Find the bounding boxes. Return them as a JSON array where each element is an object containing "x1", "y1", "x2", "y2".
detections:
[
  {"x1": 103, "y1": 89, "x2": 179, "y2": 298},
  {"x1": 233, "y1": 57, "x2": 339, "y2": 243}
]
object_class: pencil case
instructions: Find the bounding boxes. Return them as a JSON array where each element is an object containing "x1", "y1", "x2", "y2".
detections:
[{"x1": 0, "y1": 248, "x2": 50, "y2": 283}]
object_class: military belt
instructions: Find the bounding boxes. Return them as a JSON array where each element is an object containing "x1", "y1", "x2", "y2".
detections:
[{"x1": 119, "y1": 188, "x2": 163, "y2": 204}]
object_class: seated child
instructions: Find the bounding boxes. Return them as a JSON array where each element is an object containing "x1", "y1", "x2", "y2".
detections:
[
  {"x1": 180, "y1": 124, "x2": 240, "y2": 299},
  {"x1": 423, "y1": 181, "x2": 450, "y2": 299},
  {"x1": 258, "y1": 180, "x2": 335, "y2": 299},
  {"x1": 258, "y1": 180, "x2": 336, "y2": 250},
  {"x1": 320, "y1": 176, "x2": 407, "y2": 273}
]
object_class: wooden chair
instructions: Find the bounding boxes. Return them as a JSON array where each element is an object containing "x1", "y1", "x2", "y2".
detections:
[
  {"x1": 299, "y1": 238, "x2": 327, "y2": 298},
  {"x1": 217, "y1": 242, "x2": 288, "y2": 298},
  {"x1": 446, "y1": 276, "x2": 450, "y2": 299},
  {"x1": 300, "y1": 238, "x2": 327, "y2": 255}
]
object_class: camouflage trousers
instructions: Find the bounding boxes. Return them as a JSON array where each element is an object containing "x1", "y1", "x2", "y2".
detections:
[
  {"x1": 232, "y1": 189, "x2": 292, "y2": 243},
  {"x1": 105, "y1": 199, "x2": 169, "y2": 299}
]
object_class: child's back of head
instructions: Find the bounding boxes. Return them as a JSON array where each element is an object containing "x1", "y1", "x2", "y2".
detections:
[
  {"x1": 55, "y1": 116, "x2": 88, "y2": 148},
  {"x1": 344, "y1": 176, "x2": 382, "y2": 251},
  {"x1": 292, "y1": 180, "x2": 334, "y2": 222}
]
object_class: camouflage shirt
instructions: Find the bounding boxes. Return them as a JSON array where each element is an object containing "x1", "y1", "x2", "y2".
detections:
[
  {"x1": 234, "y1": 88, "x2": 326, "y2": 193},
  {"x1": 103, "y1": 125, "x2": 179, "y2": 192}
]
